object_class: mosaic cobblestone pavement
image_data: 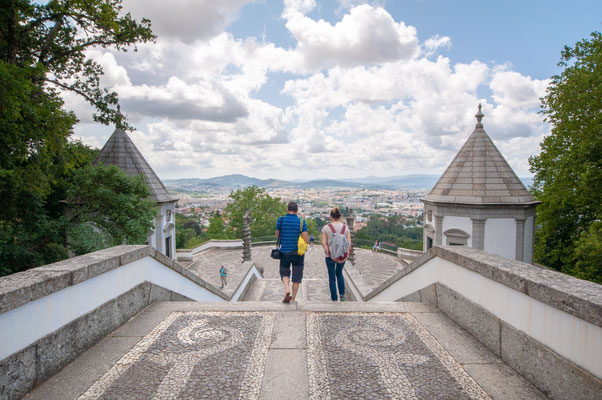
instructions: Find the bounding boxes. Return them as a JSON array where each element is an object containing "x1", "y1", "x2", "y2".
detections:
[
  {"x1": 78, "y1": 312, "x2": 275, "y2": 400},
  {"x1": 74, "y1": 311, "x2": 494, "y2": 400},
  {"x1": 307, "y1": 313, "x2": 490, "y2": 400}
]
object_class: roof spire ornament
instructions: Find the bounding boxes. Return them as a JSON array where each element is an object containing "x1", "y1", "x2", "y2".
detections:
[
  {"x1": 115, "y1": 104, "x2": 124, "y2": 130},
  {"x1": 475, "y1": 103, "x2": 484, "y2": 129}
]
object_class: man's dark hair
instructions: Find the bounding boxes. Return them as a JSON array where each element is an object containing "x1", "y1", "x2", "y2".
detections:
[{"x1": 287, "y1": 201, "x2": 298, "y2": 212}]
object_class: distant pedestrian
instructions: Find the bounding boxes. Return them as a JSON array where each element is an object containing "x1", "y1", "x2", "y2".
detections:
[
  {"x1": 219, "y1": 265, "x2": 227, "y2": 289},
  {"x1": 372, "y1": 240, "x2": 378, "y2": 253},
  {"x1": 321, "y1": 207, "x2": 351, "y2": 301},
  {"x1": 276, "y1": 202, "x2": 309, "y2": 303},
  {"x1": 309, "y1": 234, "x2": 315, "y2": 246},
  {"x1": 377, "y1": 241, "x2": 381, "y2": 252}
]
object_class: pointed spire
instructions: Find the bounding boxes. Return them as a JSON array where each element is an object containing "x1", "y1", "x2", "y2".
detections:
[{"x1": 475, "y1": 103, "x2": 484, "y2": 129}]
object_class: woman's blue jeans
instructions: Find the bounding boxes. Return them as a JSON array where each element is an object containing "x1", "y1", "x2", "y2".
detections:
[{"x1": 325, "y1": 257, "x2": 345, "y2": 301}]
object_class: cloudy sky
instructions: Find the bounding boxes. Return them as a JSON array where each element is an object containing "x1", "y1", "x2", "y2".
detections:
[{"x1": 68, "y1": 0, "x2": 602, "y2": 180}]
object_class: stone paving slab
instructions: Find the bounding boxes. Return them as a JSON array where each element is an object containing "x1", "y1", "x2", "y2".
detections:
[
  {"x1": 25, "y1": 303, "x2": 548, "y2": 400},
  {"x1": 189, "y1": 246, "x2": 405, "y2": 302}
]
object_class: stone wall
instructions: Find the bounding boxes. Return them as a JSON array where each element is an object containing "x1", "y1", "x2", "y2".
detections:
[
  {"x1": 0, "y1": 245, "x2": 229, "y2": 400},
  {"x1": 366, "y1": 246, "x2": 602, "y2": 400}
]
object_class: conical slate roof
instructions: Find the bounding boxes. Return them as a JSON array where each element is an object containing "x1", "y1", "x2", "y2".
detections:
[
  {"x1": 93, "y1": 127, "x2": 178, "y2": 203},
  {"x1": 423, "y1": 105, "x2": 538, "y2": 205}
]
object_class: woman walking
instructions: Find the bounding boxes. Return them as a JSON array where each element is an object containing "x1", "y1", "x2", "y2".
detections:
[{"x1": 321, "y1": 207, "x2": 352, "y2": 301}]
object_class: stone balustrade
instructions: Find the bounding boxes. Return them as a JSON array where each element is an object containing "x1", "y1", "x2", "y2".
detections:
[
  {"x1": 0, "y1": 245, "x2": 262, "y2": 399},
  {"x1": 366, "y1": 245, "x2": 602, "y2": 400}
]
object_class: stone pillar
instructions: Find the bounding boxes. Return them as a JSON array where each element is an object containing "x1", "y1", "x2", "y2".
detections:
[
  {"x1": 345, "y1": 209, "x2": 356, "y2": 265},
  {"x1": 471, "y1": 218, "x2": 486, "y2": 250},
  {"x1": 515, "y1": 218, "x2": 527, "y2": 262},
  {"x1": 242, "y1": 209, "x2": 251, "y2": 262},
  {"x1": 155, "y1": 215, "x2": 164, "y2": 254},
  {"x1": 434, "y1": 215, "x2": 444, "y2": 246}
]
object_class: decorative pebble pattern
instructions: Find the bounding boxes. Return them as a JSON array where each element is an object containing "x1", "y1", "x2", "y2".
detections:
[
  {"x1": 306, "y1": 313, "x2": 490, "y2": 400},
  {"x1": 78, "y1": 312, "x2": 275, "y2": 400}
]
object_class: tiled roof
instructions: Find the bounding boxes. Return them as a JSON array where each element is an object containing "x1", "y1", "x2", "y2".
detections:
[
  {"x1": 93, "y1": 127, "x2": 178, "y2": 203},
  {"x1": 423, "y1": 105, "x2": 538, "y2": 205}
]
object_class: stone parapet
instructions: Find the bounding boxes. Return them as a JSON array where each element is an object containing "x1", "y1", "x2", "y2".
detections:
[
  {"x1": 0, "y1": 246, "x2": 229, "y2": 316},
  {"x1": 367, "y1": 246, "x2": 602, "y2": 329}
]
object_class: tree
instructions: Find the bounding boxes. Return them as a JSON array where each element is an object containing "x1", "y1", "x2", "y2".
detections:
[
  {"x1": 529, "y1": 31, "x2": 602, "y2": 283},
  {"x1": 206, "y1": 212, "x2": 231, "y2": 240},
  {"x1": 0, "y1": 0, "x2": 154, "y2": 275},
  {"x1": 66, "y1": 165, "x2": 156, "y2": 255},
  {"x1": 223, "y1": 186, "x2": 287, "y2": 238},
  {"x1": 1, "y1": 0, "x2": 154, "y2": 126}
]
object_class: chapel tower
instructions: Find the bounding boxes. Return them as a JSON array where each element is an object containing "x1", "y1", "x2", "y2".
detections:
[
  {"x1": 421, "y1": 105, "x2": 539, "y2": 263},
  {"x1": 93, "y1": 121, "x2": 178, "y2": 259}
]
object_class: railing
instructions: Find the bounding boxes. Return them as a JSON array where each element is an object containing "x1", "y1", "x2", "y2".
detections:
[{"x1": 365, "y1": 246, "x2": 602, "y2": 400}]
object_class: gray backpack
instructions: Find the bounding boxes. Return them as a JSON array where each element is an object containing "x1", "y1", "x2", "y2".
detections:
[{"x1": 328, "y1": 223, "x2": 349, "y2": 262}]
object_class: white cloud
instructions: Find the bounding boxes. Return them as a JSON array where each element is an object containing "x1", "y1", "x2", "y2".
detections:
[
  {"x1": 124, "y1": 0, "x2": 252, "y2": 43},
  {"x1": 68, "y1": 2, "x2": 549, "y2": 180},
  {"x1": 285, "y1": 4, "x2": 419, "y2": 70}
]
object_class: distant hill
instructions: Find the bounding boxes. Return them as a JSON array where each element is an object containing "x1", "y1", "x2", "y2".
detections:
[{"x1": 164, "y1": 174, "x2": 534, "y2": 192}]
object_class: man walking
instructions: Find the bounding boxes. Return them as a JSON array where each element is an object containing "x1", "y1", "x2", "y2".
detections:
[
  {"x1": 219, "y1": 265, "x2": 227, "y2": 289},
  {"x1": 276, "y1": 202, "x2": 309, "y2": 303}
]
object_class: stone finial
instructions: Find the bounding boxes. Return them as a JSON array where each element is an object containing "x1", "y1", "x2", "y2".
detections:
[
  {"x1": 475, "y1": 103, "x2": 484, "y2": 129},
  {"x1": 242, "y1": 208, "x2": 252, "y2": 262},
  {"x1": 115, "y1": 104, "x2": 125, "y2": 130},
  {"x1": 345, "y1": 209, "x2": 356, "y2": 265}
]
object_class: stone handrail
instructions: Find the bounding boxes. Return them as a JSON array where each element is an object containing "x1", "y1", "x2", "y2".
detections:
[
  {"x1": 365, "y1": 245, "x2": 602, "y2": 399},
  {"x1": 176, "y1": 239, "x2": 244, "y2": 261},
  {"x1": 0, "y1": 245, "x2": 262, "y2": 399},
  {"x1": 368, "y1": 246, "x2": 602, "y2": 328}
]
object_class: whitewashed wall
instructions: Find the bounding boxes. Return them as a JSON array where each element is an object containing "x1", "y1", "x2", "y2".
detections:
[
  {"x1": 484, "y1": 218, "x2": 516, "y2": 259},
  {"x1": 442, "y1": 216, "x2": 473, "y2": 246},
  {"x1": 369, "y1": 256, "x2": 602, "y2": 380}
]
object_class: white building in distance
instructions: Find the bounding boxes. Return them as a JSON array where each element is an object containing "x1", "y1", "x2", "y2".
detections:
[{"x1": 421, "y1": 105, "x2": 540, "y2": 263}]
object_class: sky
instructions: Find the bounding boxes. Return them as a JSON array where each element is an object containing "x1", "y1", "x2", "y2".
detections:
[{"x1": 67, "y1": 0, "x2": 602, "y2": 181}]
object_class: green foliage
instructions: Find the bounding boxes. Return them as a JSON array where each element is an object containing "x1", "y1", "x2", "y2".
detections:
[
  {"x1": 570, "y1": 221, "x2": 602, "y2": 284},
  {"x1": 223, "y1": 186, "x2": 287, "y2": 238},
  {"x1": 1, "y1": 0, "x2": 155, "y2": 127},
  {"x1": 0, "y1": 0, "x2": 155, "y2": 275},
  {"x1": 175, "y1": 213, "x2": 206, "y2": 249},
  {"x1": 206, "y1": 212, "x2": 233, "y2": 240},
  {"x1": 66, "y1": 165, "x2": 157, "y2": 255},
  {"x1": 529, "y1": 31, "x2": 602, "y2": 281},
  {"x1": 355, "y1": 214, "x2": 423, "y2": 251}
]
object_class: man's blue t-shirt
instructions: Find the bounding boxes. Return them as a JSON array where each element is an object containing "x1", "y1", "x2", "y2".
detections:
[{"x1": 276, "y1": 214, "x2": 308, "y2": 253}]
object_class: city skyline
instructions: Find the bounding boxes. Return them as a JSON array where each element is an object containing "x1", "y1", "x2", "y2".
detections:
[{"x1": 68, "y1": 0, "x2": 602, "y2": 180}]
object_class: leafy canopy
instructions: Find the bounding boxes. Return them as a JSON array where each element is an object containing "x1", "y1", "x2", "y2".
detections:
[
  {"x1": 0, "y1": 0, "x2": 156, "y2": 274},
  {"x1": 529, "y1": 31, "x2": 602, "y2": 283},
  {"x1": 1, "y1": 0, "x2": 155, "y2": 127},
  {"x1": 223, "y1": 186, "x2": 287, "y2": 238},
  {"x1": 66, "y1": 165, "x2": 157, "y2": 255}
]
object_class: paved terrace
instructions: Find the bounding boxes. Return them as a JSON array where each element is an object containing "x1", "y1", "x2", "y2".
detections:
[
  {"x1": 186, "y1": 246, "x2": 406, "y2": 301},
  {"x1": 24, "y1": 302, "x2": 547, "y2": 400},
  {"x1": 4, "y1": 245, "x2": 600, "y2": 399}
]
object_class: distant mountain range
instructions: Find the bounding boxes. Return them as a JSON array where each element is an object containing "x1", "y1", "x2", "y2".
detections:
[{"x1": 164, "y1": 174, "x2": 534, "y2": 191}]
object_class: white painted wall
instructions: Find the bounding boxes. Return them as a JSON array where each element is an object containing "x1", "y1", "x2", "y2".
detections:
[
  {"x1": 0, "y1": 256, "x2": 223, "y2": 361},
  {"x1": 148, "y1": 203, "x2": 176, "y2": 259},
  {"x1": 370, "y1": 257, "x2": 602, "y2": 380},
  {"x1": 524, "y1": 216, "x2": 534, "y2": 263},
  {"x1": 484, "y1": 218, "x2": 515, "y2": 259},
  {"x1": 231, "y1": 263, "x2": 263, "y2": 302},
  {"x1": 442, "y1": 216, "x2": 473, "y2": 247}
]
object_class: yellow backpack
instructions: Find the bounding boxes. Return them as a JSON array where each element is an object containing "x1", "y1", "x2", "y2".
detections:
[{"x1": 297, "y1": 218, "x2": 308, "y2": 256}]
